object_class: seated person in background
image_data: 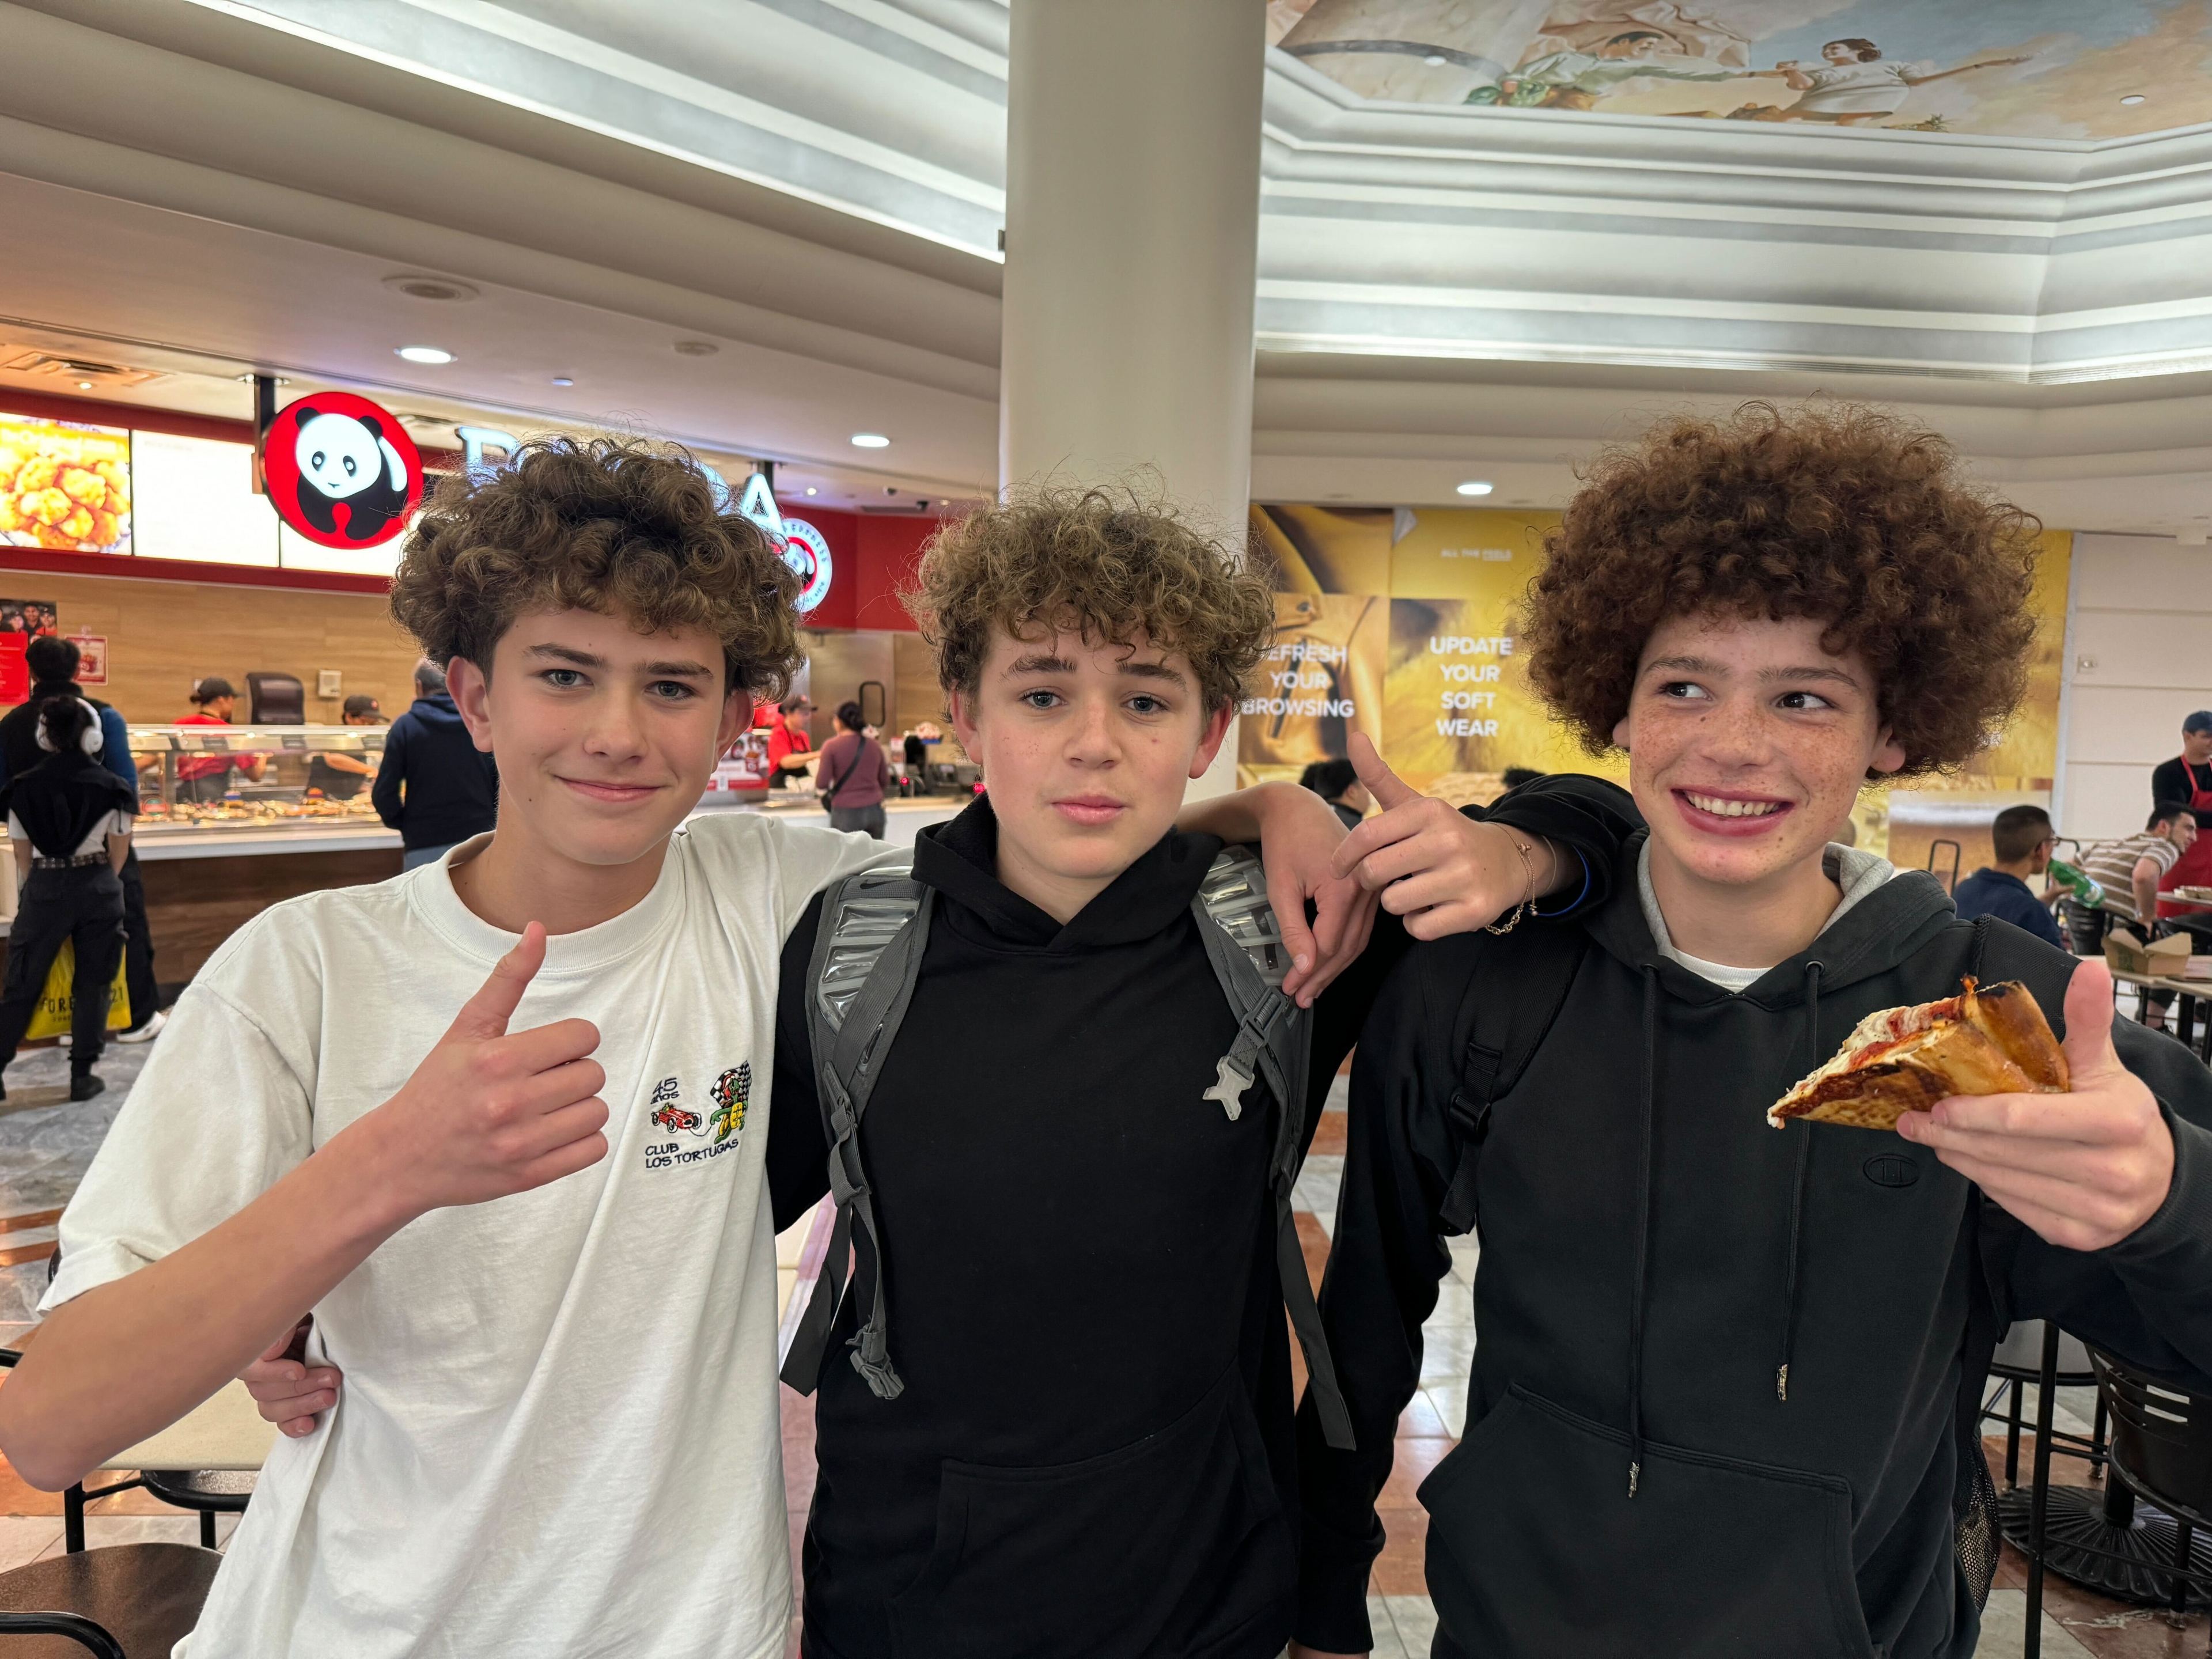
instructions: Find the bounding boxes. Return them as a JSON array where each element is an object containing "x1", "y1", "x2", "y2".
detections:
[
  {"x1": 306, "y1": 694, "x2": 382, "y2": 801},
  {"x1": 0, "y1": 696, "x2": 134, "y2": 1103},
  {"x1": 1299, "y1": 756, "x2": 1372, "y2": 830},
  {"x1": 174, "y1": 676, "x2": 267, "y2": 803},
  {"x1": 1952, "y1": 802, "x2": 2063, "y2": 947},
  {"x1": 2070, "y1": 804, "x2": 2196, "y2": 950}
]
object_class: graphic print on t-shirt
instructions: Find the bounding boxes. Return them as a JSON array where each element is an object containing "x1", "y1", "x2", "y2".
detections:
[{"x1": 642, "y1": 1063, "x2": 753, "y2": 1169}]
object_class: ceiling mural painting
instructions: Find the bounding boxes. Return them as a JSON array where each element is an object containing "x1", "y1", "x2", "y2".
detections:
[{"x1": 1271, "y1": 0, "x2": 2212, "y2": 140}]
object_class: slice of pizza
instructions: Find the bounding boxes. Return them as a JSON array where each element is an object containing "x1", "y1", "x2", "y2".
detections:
[{"x1": 1767, "y1": 978, "x2": 2069, "y2": 1132}]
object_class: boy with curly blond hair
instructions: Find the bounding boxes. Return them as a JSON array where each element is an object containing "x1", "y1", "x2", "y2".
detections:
[
  {"x1": 1292, "y1": 403, "x2": 2212, "y2": 1659},
  {"x1": 762, "y1": 484, "x2": 1637, "y2": 1659}
]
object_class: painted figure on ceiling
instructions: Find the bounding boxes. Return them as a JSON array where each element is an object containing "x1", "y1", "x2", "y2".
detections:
[
  {"x1": 1468, "y1": 27, "x2": 1768, "y2": 108},
  {"x1": 1760, "y1": 37, "x2": 2031, "y2": 124}
]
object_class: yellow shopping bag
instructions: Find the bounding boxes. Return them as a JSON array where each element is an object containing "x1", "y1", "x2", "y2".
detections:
[{"x1": 24, "y1": 938, "x2": 130, "y2": 1041}]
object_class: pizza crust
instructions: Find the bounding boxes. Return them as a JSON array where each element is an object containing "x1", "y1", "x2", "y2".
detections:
[{"x1": 1767, "y1": 979, "x2": 2069, "y2": 1132}]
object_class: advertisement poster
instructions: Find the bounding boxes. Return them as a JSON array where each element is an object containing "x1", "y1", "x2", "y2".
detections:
[
  {"x1": 69, "y1": 634, "x2": 107, "y2": 685},
  {"x1": 0, "y1": 416, "x2": 131, "y2": 554},
  {"x1": 1240, "y1": 504, "x2": 2071, "y2": 869}
]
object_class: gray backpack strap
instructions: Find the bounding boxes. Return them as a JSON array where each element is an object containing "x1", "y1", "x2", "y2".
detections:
[
  {"x1": 1193, "y1": 847, "x2": 1355, "y2": 1452},
  {"x1": 779, "y1": 861, "x2": 933, "y2": 1400}
]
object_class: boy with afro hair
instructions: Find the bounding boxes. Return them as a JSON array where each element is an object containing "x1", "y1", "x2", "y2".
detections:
[{"x1": 1293, "y1": 403, "x2": 2212, "y2": 1659}]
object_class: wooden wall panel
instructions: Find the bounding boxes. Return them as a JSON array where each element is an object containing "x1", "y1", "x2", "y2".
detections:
[
  {"x1": 140, "y1": 848, "x2": 404, "y2": 987},
  {"x1": 0, "y1": 569, "x2": 422, "y2": 725}
]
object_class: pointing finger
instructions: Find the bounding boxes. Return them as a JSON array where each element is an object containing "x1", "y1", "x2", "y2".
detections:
[
  {"x1": 1348, "y1": 733, "x2": 1418, "y2": 812},
  {"x1": 449, "y1": 923, "x2": 548, "y2": 1041}
]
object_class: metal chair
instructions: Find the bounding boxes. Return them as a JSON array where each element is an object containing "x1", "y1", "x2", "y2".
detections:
[
  {"x1": 2086, "y1": 1350, "x2": 2212, "y2": 1650},
  {"x1": 0, "y1": 1542, "x2": 222, "y2": 1656},
  {"x1": 0, "y1": 1351, "x2": 247, "y2": 1654}
]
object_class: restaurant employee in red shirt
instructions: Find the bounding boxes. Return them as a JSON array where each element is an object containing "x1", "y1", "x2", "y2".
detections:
[
  {"x1": 2155, "y1": 709, "x2": 2212, "y2": 935},
  {"x1": 174, "y1": 677, "x2": 265, "y2": 804},
  {"x1": 763, "y1": 694, "x2": 815, "y2": 790}
]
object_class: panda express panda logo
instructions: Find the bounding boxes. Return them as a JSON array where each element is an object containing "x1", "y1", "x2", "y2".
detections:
[{"x1": 259, "y1": 392, "x2": 425, "y2": 550}]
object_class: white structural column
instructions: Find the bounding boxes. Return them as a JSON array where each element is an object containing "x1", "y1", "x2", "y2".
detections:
[{"x1": 999, "y1": 0, "x2": 1268, "y2": 796}]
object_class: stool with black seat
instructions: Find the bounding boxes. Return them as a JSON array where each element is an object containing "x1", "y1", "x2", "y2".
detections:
[
  {"x1": 2081, "y1": 1350, "x2": 2212, "y2": 1648},
  {"x1": 0, "y1": 1350, "x2": 232, "y2": 1657}
]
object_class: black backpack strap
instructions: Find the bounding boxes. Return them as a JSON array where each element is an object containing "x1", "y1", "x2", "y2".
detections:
[
  {"x1": 779, "y1": 864, "x2": 933, "y2": 1399},
  {"x1": 1437, "y1": 927, "x2": 1588, "y2": 1236},
  {"x1": 1191, "y1": 848, "x2": 1355, "y2": 1451}
]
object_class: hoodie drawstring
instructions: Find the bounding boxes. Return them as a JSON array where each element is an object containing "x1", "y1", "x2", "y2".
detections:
[
  {"x1": 1777, "y1": 960, "x2": 1824, "y2": 1403},
  {"x1": 1627, "y1": 965, "x2": 1660, "y2": 1497}
]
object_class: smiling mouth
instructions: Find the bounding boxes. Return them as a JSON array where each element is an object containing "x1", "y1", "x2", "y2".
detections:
[
  {"x1": 560, "y1": 777, "x2": 663, "y2": 803},
  {"x1": 1680, "y1": 790, "x2": 1789, "y2": 820}
]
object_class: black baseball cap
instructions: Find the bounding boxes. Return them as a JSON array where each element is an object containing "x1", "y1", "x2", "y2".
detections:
[
  {"x1": 342, "y1": 694, "x2": 382, "y2": 719},
  {"x1": 192, "y1": 676, "x2": 236, "y2": 703},
  {"x1": 2186, "y1": 710, "x2": 2212, "y2": 735}
]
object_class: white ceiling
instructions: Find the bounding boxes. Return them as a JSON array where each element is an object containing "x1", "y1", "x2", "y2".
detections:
[{"x1": 2, "y1": 0, "x2": 2210, "y2": 532}]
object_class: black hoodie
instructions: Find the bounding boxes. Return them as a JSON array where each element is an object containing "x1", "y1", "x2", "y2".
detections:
[
  {"x1": 1296, "y1": 832, "x2": 2212, "y2": 1659},
  {"x1": 766, "y1": 778, "x2": 1639, "y2": 1659}
]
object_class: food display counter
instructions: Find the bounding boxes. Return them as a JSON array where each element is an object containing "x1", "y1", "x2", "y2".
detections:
[{"x1": 123, "y1": 724, "x2": 402, "y2": 987}]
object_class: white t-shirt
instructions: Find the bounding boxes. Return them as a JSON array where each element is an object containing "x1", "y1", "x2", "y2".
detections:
[
  {"x1": 1639, "y1": 841, "x2": 1903, "y2": 990},
  {"x1": 1793, "y1": 58, "x2": 1918, "y2": 116},
  {"x1": 43, "y1": 814, "x2": 898, "y2": 1659},
  {"x1": 7, "y1": 808, "x2": 128, "y2": 859}
]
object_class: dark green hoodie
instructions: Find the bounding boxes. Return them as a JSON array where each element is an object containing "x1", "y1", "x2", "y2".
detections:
[{"x1": 1297, "y1": 832, "x2": 2212, "y2": 1659}]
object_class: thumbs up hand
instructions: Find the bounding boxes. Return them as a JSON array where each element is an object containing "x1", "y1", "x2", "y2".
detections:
[
  {"x1": 1332, "y1": 734, "x2": 1564, "y2": 941},
  {"x1": 339, "y1": 924, "x2": 610, "y2": 1222},
  {"x1": 1897, "y1": 960, "x2": 2174, "y2": 1251}
]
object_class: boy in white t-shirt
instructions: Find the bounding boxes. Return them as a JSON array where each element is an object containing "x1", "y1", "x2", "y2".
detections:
[{"x1": 0, "y1": 438, "x2": 1366, "y2": 1658}]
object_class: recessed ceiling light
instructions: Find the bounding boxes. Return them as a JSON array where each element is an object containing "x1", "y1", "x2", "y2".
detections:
[
  {"x1": 550, "y1": 376, "x2": 574, "y2": 387},
  {"x1": 1456, "y1": 480, "x2": 1494, "y2": 497},
  {"x1": 851, "y1": 433, "x2": 891, "y2": 449},
  {"x1": 75, "y1": 381, "x2": 92, "y2": 391},
  {"x1": 2120, "y1": 93, "x2": 2147, "y2": 106},
  {"x1": 804, "y1": 486, "x2": 818, "y2": 496},
  {"x1": 396, "y1": 346, "x2": 452, "y2": 364},
  {"x1": 1423, "y1": 54, "x2": 1446, "y2": 66}
]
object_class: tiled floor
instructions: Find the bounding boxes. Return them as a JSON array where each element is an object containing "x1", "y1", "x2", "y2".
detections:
[{"x1": 6, "y1": 1058, "x2": 2210, "y2": 1657}]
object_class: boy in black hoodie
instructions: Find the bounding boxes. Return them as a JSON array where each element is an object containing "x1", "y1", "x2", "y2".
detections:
[
  {"x1": 1293, "y1": 403, "x2": 2212, "y2": 1659},
  {"x1": 767, "y1": 486, "x2": 1639, "y2": 1659}
]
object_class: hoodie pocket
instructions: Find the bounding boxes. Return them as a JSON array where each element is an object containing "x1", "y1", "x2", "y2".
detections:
[
  {"x1": 1420, "y1": 1385, "x2": 1873, "y2": 1659},
  {"x1": 887, "y1": 1363, "x2": 1291, "y2": 1659}
]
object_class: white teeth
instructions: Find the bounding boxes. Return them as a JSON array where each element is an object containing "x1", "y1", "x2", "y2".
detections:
[{"x1": 1687, "y1": 793, "x2": 1783, "y2": 819}]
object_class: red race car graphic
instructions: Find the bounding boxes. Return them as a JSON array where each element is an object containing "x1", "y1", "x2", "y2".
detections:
[{"x1": 651, "y1": 1103, "x2": 702, "y2": 1135}]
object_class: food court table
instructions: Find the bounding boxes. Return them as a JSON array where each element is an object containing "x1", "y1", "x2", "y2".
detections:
[{"x1": 2108, "y1": 967, "x2": 2212, "y2": 1062}]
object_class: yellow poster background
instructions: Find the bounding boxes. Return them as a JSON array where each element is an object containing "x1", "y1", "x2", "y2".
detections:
[{"x1": 1240, "y1": 508, "x2": 2073, "y2": 869}]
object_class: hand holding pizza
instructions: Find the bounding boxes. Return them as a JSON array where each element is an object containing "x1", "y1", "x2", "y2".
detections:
[{"x1": 1896, "y1": 960, "x2": 2174, "y2": 1251}]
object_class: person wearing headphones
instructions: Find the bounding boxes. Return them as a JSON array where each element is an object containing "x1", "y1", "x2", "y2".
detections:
[{"x1": 0, "y1": 696, "x2": 136, "y2": 1102}]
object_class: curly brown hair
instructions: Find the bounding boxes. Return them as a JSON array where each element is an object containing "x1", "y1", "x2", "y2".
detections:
[
  {"x1": 389, "y1": 435, "x2": 802, "y2": 698},
  {"x1": 1521, "y1": 402, "x2": 2041, "y2": 776},
  {"x1": 905, "y1": 484, "x2": 1275, "y2": 713}
]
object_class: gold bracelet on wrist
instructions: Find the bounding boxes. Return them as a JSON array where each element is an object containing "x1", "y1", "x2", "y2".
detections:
[{"x1": 1483, "y1": 832, "x2": 1541, "y2": 935}]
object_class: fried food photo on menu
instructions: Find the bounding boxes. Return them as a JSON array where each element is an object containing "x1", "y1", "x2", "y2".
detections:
[{"x1": 1768, "y1": 978, "x2": 2069, "y2": 1132}]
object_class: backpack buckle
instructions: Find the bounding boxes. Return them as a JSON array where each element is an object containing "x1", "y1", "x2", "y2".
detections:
[{"x1": 1203, "y1": 1053, "x2": 1255, "y2": 1121}]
